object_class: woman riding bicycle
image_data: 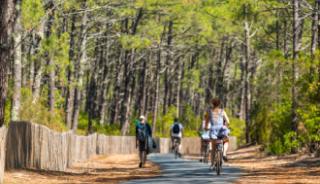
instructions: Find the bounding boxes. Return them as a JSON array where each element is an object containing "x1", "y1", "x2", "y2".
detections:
[{"x1": 204, "y1": 98, "x2": 230, "y2": 162}]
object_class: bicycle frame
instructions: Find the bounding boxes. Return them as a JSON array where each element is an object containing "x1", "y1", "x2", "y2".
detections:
[
  {"x1": 173, "y1": 138, "x2": 180, "y2": 159},
  {"x1": 211, "y1": 138, "x2": 224, "y2": 175}
]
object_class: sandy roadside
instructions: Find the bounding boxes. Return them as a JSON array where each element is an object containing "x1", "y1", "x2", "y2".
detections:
[
  {"x1": 227, "y1": 146, "x2": 320, "y2": 184},
  {"x1": 4, "y1": 154, "x2": 160, "y2": 184}
]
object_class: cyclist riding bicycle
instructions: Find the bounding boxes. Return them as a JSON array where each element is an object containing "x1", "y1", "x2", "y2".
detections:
[
  {"x1": 199, "y1": 119, "x2": 211, "y2": 162},
  {"x1": 205, "y1": 98, "x2": 230, "y2": 162},
  {"x1": 170, "y1": 118, "x2": 184, "y2": 157}
]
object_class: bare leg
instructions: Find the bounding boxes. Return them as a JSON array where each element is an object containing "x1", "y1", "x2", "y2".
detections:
[
  {"x1": 223, "y1": 142, "x2": 229, "y2": 157},
  {"x1": 211, "y1": 140, "x2": 216, "y2": 167}
]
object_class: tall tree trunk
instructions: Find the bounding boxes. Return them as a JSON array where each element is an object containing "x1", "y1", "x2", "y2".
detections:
[
  {"x1": 65, "y1": 12, "x2": 76, "y2": 129},
  {"x1": 244, "y1": 4, "x2": 251, "y2": 144},
  {"x1": 223, "y1": 40, "x2": 233, "y2": 104},
  {"x1": 134, "y1": 56, "x2": 147, "y2": 116},
  {"x1": 120, "y1": 9, "x2": 143, "y2": 135},
  {"x1": 152, "y1": 48, "x2": 161, "y2": 135},
  {"x1": 11, "y1": 0, "x2": 22, "y2": 121},
  {"x1": 48, "y1": 57, "x2": 55, "y2": 112},
  {"x1": 283, "y1": 19, "x2": 289, "y2": 58},
  {"x1": 32, "y1": 10, "x2": 49, "y2": 103},
  {"x1": 72, "y1": 4, "x2": 88, "y2": 131},
  {"x1": 206, "y1": 49, "x2": 216, "y2": 104},
  {"x1": 215, "y1": 37, "x2": 226, "y2": 100},
  {"x1": 32, "y1": 63, "x2": 43, "y2": 103},
  {"x1": 176, "y1": 60, "x2": 183, "y2": 117},
  {"x1": 0, "y1": 0, "x2": 16, "y2": 126},
  {"x1": 163, "y1": 21, "x2": 173, "y2": 115},
  {"x1": 87, "y1": 54, "x2": 99, "y2": 134},
  {"x1": 121, "y1": 49, "x2": 135, "y2": 135},
  {"x1": 239, "y1": 57, "x2": 245, "y2": 120},
  {"x1": 318, "y1": 0, "x2": 320, "y2": 91},
  {"x1": 109, "y1": 50, "x2": 122, "y2": 124},
  {"x1": 310, "y1": 0, "x2": 319, "y2": 77},
  {"x1": 47, "y1": 2, "x2": 55, "y2": 112},
  {"x1": 28, "y1": 33, "x2": 35, "y2": 90},
  {"x1": 291, "y1": 0, "x2": 300, "y2": 133},
  {"x1": 99, "y1": 29, "x2": 111, "y2": 125}
]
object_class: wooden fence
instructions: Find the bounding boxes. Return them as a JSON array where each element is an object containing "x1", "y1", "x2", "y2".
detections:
[
  {"x1": 0, "y1": 126, "x2": 7, "y2": 184},
  {"x1": 1, "y1": 121, "x2": 237, "y2": 184},
  {"x1": 4, "y1": 122, "x2": 139, "y2": 172}
]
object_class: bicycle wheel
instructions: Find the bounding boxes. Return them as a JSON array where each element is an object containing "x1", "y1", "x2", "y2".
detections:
[
  {"x1": 174, "y1": 144, "x2": 178, "y2": 159},
  {"x1": 216, "y1": 150, "x2": 222, "y2": 175},
  {"x1": 204, "y1": 144, "x2": 209, "y2": 163},
  {"x1": 210, "y1": 148, "x2": 215, "y2": 170}
]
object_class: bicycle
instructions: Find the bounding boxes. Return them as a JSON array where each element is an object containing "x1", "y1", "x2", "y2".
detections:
[
  {"x1": 172, "y1": 137, "x2": 181, "y2": 159},
  {"x1": 211, "y1": 137, "x2": 224, "y2": 175},
  {"x1": 201, "y1": 139, "x2": 210, "y2": 163}
]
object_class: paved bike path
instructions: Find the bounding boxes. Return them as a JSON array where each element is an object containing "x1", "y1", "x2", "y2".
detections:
[{"x1": 123, "y1": 154, "x2": 243, "y2": 184}]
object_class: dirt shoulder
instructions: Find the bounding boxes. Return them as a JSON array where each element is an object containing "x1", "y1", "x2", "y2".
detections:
[
  {"x1": 227, "y1": 146, "x2": 320, "y2": 184},
  {"x1": 4, "y1": 154, "x2": 160, "y2": 184}
]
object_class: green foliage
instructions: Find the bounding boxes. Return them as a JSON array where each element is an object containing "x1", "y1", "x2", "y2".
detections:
[
  {"x1": 96, "y1": 123, "x2": 122, "y2": 135},
  {"x1": 41, "y1": 28, "x2": 70, "y2": 85},
  {"x1": 283, "y1": 131, "x2": 300, "y2": 153},
  {"x1": 298, "y1": 104, "x2": 320, "y2": 147},
  {"x1": 180, "y1": 105, "x2": 201, "y2": 137},
  {"x1": 78, "y1": 112, "x2": 122, "y2": 135},
  {"x1": 268, "y1": 139, "x2": 285, "y2": 155},
  {"x1": 154, "y1": 105, "x2": 202, "y2": 138},
  {"x1": 4, "y1": 97, "x2": 11, "y2": 126},
  {"x1": 120, "y1": 35, "x2": 152, "y2": 50},
  {"x1": 21, "y1": 0, "x2": 45, "y2": 30},
  {"x1": 19, "y1": 88, "x2": 67, "y2": 132},
  {"x1": 265, "y1": 102, "x2": 292, "y2": 154},
  {"x1": 156, "y1": 106, "x2": 177, "y2": 137},
  {"x1": 268, "y1": 131, "x2": 301, "y2": 155},
  {"x1": 229, "y1": 116, "x2": 246, "y2": 146}
]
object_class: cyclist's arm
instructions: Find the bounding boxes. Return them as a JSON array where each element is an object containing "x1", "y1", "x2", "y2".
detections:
[
  {"x1": 181, "y1": 124, "x2": 184, "y2": 138},
  {"x1": 205, "y1": 111, "x2": 209, "y2": 121},
  {"x1": 223, "y1": 111, "x2": 230, "y2": 127},
  {"x1": 204, "y1": 111, "x2": 210, "y2": 130}
]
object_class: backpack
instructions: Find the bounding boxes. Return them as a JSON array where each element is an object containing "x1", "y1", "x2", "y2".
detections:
[
  {"x1": 137, "y1": 124, "x2": 146, "y2": 141},
  {"x1": 172, "y1": 123, "x2": 180, "y2": 134}
]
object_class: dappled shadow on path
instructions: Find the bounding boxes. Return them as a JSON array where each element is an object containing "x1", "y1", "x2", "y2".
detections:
[{"x1": 123, "y1": 154, "x2": 243, "y2": 184}]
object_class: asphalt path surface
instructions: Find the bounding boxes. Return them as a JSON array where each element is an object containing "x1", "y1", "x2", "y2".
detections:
[{"x1": 123, "y1": 154, "x2": 243, "y2": 184}]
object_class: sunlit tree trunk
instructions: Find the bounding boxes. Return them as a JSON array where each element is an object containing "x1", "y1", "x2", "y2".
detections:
[
  {"x1": 11, "y1": 0, "x2": 22, "y2": 121},
  {"x1": 243, "y1": 4, "x2": 251, "y2": 143},
  {"x1": 310, "y1": 0, "x2": 319, "y2": 77},
  {"x1": 47, "y1": 1, "x2": 55, "y2": 113},
  {"x1": 152, "y1": 47, "x2": 161, "y2": 135}
]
